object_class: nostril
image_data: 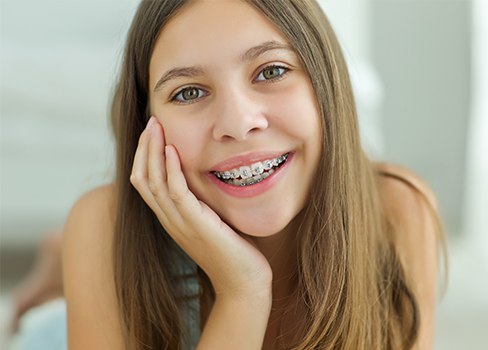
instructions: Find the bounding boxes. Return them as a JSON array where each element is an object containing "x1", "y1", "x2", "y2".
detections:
[
  {"x1": 211, "y1": 110, "x2": 268, "y2": 141},
  {"x1": 248, "y1": 126, "x2": 264, "y2": 133}
]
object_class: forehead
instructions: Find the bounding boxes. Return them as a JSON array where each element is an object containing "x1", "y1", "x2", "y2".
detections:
[{"x1": 150, "y1": 0, "x2": 290, "y2": 73}]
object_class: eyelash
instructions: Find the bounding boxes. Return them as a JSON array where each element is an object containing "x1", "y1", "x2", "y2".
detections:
[{"x1": 169, "y1": 64, "x2": 290, "y2": 105}]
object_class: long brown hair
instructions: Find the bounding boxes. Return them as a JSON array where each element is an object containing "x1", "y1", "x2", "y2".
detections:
[{"x1": 111, "y1": 1, "x2": 442, "y2": 349}]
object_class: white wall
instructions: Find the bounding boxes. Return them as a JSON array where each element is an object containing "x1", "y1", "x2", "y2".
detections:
[
  {"x1": 371, "y1": 0, "x2": 472, "y2": 234},
  {"x1": 464, "y1": 0, "x2": 488, "y2": 260},
  {"x1": 318, "y1": 0, "x2": 372, "y2": 62},
  {"x1": 0, "y1": 1, "x2": 139, "y2": 247},
  {"x1": 434, "y1": 3, "x2": 488, "y2": 345},
  {"x1": 319, "y1": 0, "x2": 385, "y2": 157}
]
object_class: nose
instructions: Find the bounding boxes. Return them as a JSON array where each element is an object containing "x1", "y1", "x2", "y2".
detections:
[{"x1": 211, "y1": 87, "x2": 268, "y2": 142}]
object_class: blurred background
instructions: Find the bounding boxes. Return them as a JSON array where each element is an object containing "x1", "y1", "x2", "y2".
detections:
[{"x1": 0, "y1": 0, "x2": 486, "y2": 348}]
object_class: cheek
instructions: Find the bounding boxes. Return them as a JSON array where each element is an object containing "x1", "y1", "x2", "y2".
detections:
[
  {"x1": 268, "y1": 80, "x2": 321, "y2": 139},
  {"x1": 155, "y1": 116, "x2": 206, "y2": 172}
]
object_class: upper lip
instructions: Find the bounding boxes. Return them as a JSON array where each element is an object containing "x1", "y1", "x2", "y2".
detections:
[{"x1": 210, "y1": 151, "x2": 290, "y2": 172}]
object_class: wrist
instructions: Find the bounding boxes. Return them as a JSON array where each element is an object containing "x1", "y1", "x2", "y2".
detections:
[
  {"x1": 212, "y1": 268, "x2": 273, "y2": 300},
  {"x1": 215, "y1": 287, "x2": 272, "y2": 310},
  {"x1": 197, "y1": 289, "x2": 272, "y2": 350}
]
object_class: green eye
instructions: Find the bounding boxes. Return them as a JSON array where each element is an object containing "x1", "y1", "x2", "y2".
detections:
[
  {"x1": 182, "y1": 88, "x2": 199, "y2": 100},
  {"x1": 172, "y1": 87, "x2": 206, "y2": 103},
  {"x1": 256, "y1": 65, "x2": 288, "y2": 82},
  {"x1": 263, "y1": 67, "x2": 280, "y2": 79}
]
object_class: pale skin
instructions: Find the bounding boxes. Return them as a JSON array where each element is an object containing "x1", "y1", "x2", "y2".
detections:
[{"x1": 60, "y1": 1, "x2": 440, "y2": 349}]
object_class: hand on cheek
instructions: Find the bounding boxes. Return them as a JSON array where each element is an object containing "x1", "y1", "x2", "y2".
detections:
[{"x1": 130, "y1": 117, "x2": 273, "y2": 300}]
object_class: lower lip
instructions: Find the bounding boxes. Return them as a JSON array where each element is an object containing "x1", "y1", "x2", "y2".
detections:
[{"x1": 207, "y1": 153, "x2": 294, "y2": 198}]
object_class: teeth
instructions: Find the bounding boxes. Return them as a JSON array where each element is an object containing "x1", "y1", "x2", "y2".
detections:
[
  {"x1": 251, "y1": 162, "x2": 264, "y2": 175},
  {"x1": 262, "y1": 159, "x2": 273, "y2": 170},
  {"x1": 230, "y1": 169, "x2": 239, "y2": 179},
  {"x1": 241, "y1": 174, "x2": 264, "y2": 186},
  {"x1": 224, "y1": 169, "x2": 274, "y2": 187},
  {"x1": 214, "y1": 153, "x2": 288, "y2": 183},
  {"x1": 239, "y1": 166, "x2": 252, "y2": 179}
]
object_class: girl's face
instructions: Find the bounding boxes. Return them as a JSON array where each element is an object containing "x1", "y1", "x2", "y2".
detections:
[{"x1": 149, "y1": 0, "x2": 321, "y2": 237}]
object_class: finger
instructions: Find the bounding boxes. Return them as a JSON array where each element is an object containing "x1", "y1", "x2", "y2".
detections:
[
  {"x1": 165, "y1": 145, "x2": 201, "y2": 219},
  {"x1": 163, "y1": 153, "x2": 233, "y2": 242},
  {"x1": 146, "y1": 119, "x2": 183, "y2": 224},
  {"x1": 130, "y1": 121, "x2": 151, "y2": 186},
  {"x1": 130, "y1": 118, "x2": 165, "y2": 216},
  {"x1": 147, "y1": 118, "x2": 168, "y2": 196},
  {"x1": 147, "y1": 118, "x2": 167, "y2": 183}
]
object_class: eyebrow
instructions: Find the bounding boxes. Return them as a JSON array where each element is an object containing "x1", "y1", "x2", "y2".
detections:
[{"x1": 153, "y1": 40, "x2": 294, "y2": 92}]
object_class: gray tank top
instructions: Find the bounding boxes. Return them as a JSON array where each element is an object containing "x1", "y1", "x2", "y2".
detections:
[{"x1": 182, "y1": 275, "x2": 201, "y2": 349}]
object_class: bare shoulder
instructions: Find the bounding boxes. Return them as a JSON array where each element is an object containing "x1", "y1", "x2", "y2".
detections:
[
  {"x1": 376, "y1": 162, "x2": 438, "y2": 212},
  {"x1": 63, "y1": 184, "x2": 117, "y2": 261},
  {"x1": 65, "y1": 183, "x2": 117, "y2": 232},
  {"x1": 62, "y1": 183, "x2": 125, "y2": 349},
  {"x1": 375, "y1": 162, "x2": 440, "y2": 270},
  {"x1": 375, "y1": 162, "x2": 441, "y2": 349}
]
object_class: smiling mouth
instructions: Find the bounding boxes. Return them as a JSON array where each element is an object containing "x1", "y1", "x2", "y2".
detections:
[{"x1": 211, "y1": 153, "x2": 289, "y2": 187}]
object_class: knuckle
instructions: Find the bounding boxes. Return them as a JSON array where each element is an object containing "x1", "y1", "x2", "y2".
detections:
[
  {"x1": 147, "y1": 179, "x2": 160, "y2": 195},
  {"x1": 168, "y1": 189, "x2": 184, "y2": 204},
  {"x1": 130, "y1": 173, "x2": 143, "y2": 187}
]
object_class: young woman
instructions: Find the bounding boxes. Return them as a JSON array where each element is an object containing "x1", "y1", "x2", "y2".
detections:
[{"x1": 62, "y1": 0, "x2": 445, "y2": 349}]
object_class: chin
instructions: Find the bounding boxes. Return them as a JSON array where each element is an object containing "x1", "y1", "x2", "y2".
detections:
[{"x1": 224, "y1": 208, "x2": 297, "y2": 238}]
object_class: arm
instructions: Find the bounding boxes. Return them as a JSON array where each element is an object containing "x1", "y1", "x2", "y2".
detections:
[
  {"x1": 378, "y1": 164, "x2": 443, "y2": 350},
  {"x1": 130, "y1": 117, "x2": 272, "y2": 348},
  {"x1": 197, "y1": 293, "x2": 272, "y2": 350},
  {"x1": 62, "y1": 185, "x2": 125, "y2": 350}
]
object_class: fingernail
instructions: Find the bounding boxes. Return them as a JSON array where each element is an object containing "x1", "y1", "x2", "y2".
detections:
[{"x1": 165, "y1": 145, "x2": 171, "y2": 157}]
